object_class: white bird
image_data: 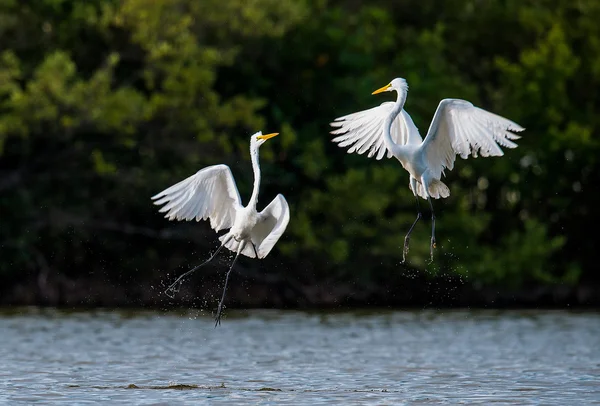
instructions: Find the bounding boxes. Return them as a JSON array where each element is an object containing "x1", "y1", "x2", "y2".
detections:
[
  {"x1": 152, "y1": 131, "x2": 290, "y2": 326},
  {"x1": 330, "y1": 78, "x2": 524, "y2": 262}
]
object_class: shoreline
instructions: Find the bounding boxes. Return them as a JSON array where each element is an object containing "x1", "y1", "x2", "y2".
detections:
[{"x1": 2, "y1": 276, "x2": 599, "y2": 309}]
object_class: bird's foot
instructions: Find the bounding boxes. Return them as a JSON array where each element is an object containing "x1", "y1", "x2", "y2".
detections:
[
  {"x1": 402, "y1": 237, "x2": 410, "y2": 264},
  {"x1": 429, "y1": 237, "x2": 436, "y2": 263},
  {"x1": 164, "y1": 282, "x2": 181, "y2": 299},
  {"x1": 214, "y1": 304, "x2": 224, "y2": 328}
]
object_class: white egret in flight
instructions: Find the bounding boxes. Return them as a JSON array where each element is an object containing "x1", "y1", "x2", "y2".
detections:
[
  {"x1": 330, "y1": 78, "x2": 524, "y2": 262},
  {"x1": 152, "y1": 131, "x2": 290, "y2": 326}
]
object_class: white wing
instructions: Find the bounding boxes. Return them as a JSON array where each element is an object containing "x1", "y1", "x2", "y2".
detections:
[
  {"x1": 419, "y1": 99, "x2": 524, "y2": 180},
  {"x1": 330, "y1": 102, "x2": 423, "y2": 160},
  {"x1": 250, "y1": 194, "x2": 290, "y2": 259},
  {"x1": 218, "y1": 194, "x2": 289, "y2": 259},
  {"x1": 151, "y1": 164, "x2": 242, "y2": 232}
]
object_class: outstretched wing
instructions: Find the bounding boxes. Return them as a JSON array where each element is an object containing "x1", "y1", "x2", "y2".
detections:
[
  {"x1": 151, "y1": 164, "x2": 242, "y2": 232},
  {"x1": 249, "y1": 194, "x2": 290, "y2": 259},
  {"x1": 419, "y1": 99, "x2": 524, "y2": 180},
  {"x1": 330, "y1": 102, "x2": 422, "y2": 160}
]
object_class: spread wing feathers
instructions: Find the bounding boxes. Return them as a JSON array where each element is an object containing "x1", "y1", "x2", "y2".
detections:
[
  {"x1": 218, "y1": 194, "x2": 289, "y2": 259},
  {"x1": 151, "y1": 164, "x2": 242, "y2": 232},
  {"x1": 419, "y1": 99, "x2": 524, "y2": 180},
  {"x1": 252, "y1": 194, "x2": 290, "y2": 258},
  {"x1": 330, "y1": 102, "x2": 422, "y2": 160}
]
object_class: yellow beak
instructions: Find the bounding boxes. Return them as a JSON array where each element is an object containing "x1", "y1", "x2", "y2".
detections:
[
  {"x1": 372, "y1": 83, "x2": 392, "y2": 95},
  {"x1": 256, "y1": 132, "x2": 279, "y2": 141}
]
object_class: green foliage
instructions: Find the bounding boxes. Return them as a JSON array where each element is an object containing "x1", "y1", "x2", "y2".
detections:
[
  {"x1": 0, "y1": 0, "x2": 595, "y2": 300},
  {"x1": 456, "y1": 219, "x2": 571, "y2": 288}
]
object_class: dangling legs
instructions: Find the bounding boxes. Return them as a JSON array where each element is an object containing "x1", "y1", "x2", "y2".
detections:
[
  {"x1": 164, "y1": 237, "x2": 231, "y2": 298},
  {"x1": 214, "y1": 242, "x2": 244, "y2": 327},
  {"x1": 428, "y1": 196, "x2": 436, "y2": 263},
  {"x1": 403, "y1": 178, "x2": 422, "y2": 263},
  {"x1": 419, "y1": 175, "x2": 437, "y2": 263}
]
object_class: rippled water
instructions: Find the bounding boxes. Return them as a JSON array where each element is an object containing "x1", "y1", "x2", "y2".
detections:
[{"x1": 1, "y1": 308, "x2": 599, "y2": 405}]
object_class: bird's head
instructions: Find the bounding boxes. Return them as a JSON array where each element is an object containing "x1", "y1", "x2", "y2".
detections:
[
  {"x1": 372, "y1": 78, "x2": 408, "y2": 95},
  {"x1": 251, "y1": 131, "x2": 280, "y2": 149}
]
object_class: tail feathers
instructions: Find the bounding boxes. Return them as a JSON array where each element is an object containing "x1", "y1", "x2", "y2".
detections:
[
  {"x1": 218, "y1": 233, "x2": 256, "y2": 258},
  {"x1": 411, "y1": 179, "x2": 450, "y2": 199}
]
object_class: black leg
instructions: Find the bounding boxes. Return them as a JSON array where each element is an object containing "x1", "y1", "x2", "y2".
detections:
[
  {"x1": 214, "y1": 246, "x2": 242, "y2": 327},
  {"x1": 428, "y1": 197, "x2": 436, "y2": 263},
  {"x1": 164, "y1": 243, "x2": 226, "y2": 299},
  {"x1": 402, "y1": 196, "x2": 422, "y2": 263},
  {"x1": 251, "y1": 242, "x2": 259, "y2": 259}
]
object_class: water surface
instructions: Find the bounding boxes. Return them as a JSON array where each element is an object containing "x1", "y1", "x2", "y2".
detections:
[{"x1": 1, "y1": 308, "x2": 599, "y2": 404}]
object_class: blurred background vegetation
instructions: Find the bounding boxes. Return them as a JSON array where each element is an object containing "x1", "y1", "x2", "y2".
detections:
[{"x1": 0, "y1": 0, "x2": 597, "y2": 308}]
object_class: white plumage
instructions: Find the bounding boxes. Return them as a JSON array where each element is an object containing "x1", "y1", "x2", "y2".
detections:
[
  {"x1": 331, "y1": 103, "x2": 422, "y2": 160},
  {"x1": 152, "y1": 165, "x2": 241, "y2": 232},
  {"x1": 152, "y1": 132, "x2": 290, "y2": 259},
  {"x1": 218, "y1": 194, "x2": 289, "y2": 259},
  {"x1": 152, "y1": 131, "x2": 289, "y2": 325},
  {"x1": 421, "y1": 99, "x2": 523, "y2": 182},
  {"x1": 330, "y1": 78, "x2": 524, "y2": 261}
]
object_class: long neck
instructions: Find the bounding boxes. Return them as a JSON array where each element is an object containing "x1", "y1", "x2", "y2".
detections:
[
  {"x1": 248, "y1": 145, "x2": 261, "y2": 209},
  {"x1": 383, "y1": 88, "x2": 409, "y2": 158}
]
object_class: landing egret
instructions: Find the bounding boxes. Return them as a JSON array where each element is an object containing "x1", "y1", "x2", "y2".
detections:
[
  {"x1": 330, "y1": 78, "x2": 524, "y2": 262},
  {"x1": 152, "y1": 131, "x2": 290, "y2": 326}
]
